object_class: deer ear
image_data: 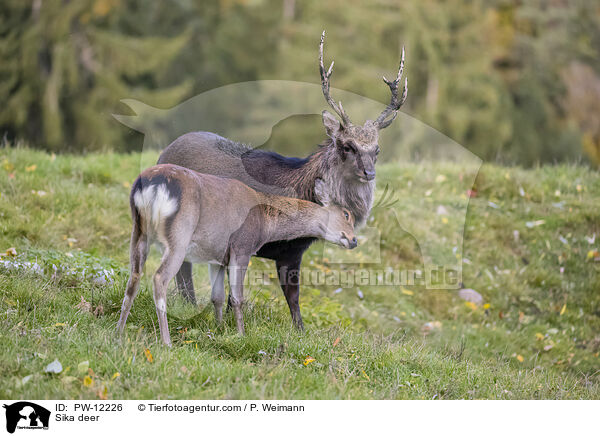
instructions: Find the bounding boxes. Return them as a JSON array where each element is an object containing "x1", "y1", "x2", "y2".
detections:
[
  {"x1": 322, "y1": 110, "x2": 342, "y2": 137},
  {"x1": 314, "y1": 178, "x2": 331, "y2": 207}
]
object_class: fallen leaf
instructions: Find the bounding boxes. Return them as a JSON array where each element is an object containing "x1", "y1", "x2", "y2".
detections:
[
  {"x1": 302, "y1": 356, "x2": 315, "y2": 366},
  {"x1": 560, "y1": 303, "x2": 566, "y2": 316},
  {"x1": 0, "y1": 247, "x2": 17, "y2": 257},
  {"x1": 97, "y1": 385, "x2": 108, "y2": 400},
  {"x1": 422, "y1": 321, "x2": 442, "y2": 334},
  {"x1": 401, "y1": 288, "x2": 414, "y2": 296},
  {"x1": 586, "y1": 250, "x2": 600, "y2": 261},
  {"x1": 77, "y1": 361, "x2": 90, "y2": 374},
  {"x1": 525, "y1": 220, "x2": 545, "y2": 228},
  {"x1": 45, "y1": 359, "x2": 63, "y2": 374},
  {"x1": 332, "y1": 337, "x2": 341, "y2": 348},
  {"x1": 464, "y1": 301, "x2": 477, "y2": 311},
  {"x1": 61, "y1": 376, "x2": 78, "y2": 385},
  {"x1": 144, "y1": 348, "x2": 153, "y2": 363}
]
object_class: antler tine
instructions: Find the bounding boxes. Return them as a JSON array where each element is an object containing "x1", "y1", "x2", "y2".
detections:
[
  {"x1": 319, "y1": 30, "x2": 351, "y2": 126},
  {"x1": 375, "y1": 46, "x2": 408, "y2": 130}
]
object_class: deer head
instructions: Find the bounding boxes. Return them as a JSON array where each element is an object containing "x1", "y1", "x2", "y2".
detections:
[
  {"x1": 319, "y1": 31, "x2": 408, "y2": 183},
  {"x1": 314, "y1": 178, "x2": 357, "y2": 249}
]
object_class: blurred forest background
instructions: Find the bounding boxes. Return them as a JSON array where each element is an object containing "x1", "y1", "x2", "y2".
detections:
[{"x1": 1, "y1": 0, "x2": 599, "y2": 166}]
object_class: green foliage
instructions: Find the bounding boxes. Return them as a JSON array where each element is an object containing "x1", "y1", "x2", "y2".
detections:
[
  {"x1": 0, "y1": 0, "x2": 192, "y2": 152},
  {"x1": 1, "y1": 1, "x2": 600, "y2": 163}
]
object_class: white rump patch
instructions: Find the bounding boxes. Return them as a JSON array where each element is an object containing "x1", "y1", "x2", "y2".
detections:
[{"x1": 133, "y1": 184, "x2": 178, "y2": 228}]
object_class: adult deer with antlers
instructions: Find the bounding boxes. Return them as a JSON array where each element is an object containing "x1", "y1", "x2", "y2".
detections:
[{"x1": 158, "y1": 31, "x2": 408, "y2": 329}]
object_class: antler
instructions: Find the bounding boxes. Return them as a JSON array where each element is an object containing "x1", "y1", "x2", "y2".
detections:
[
  {"x1": 319, "y1": 31, "x2": 351, "y2": 126},
  {"x1": 374, "y1": 47, "x2": 408, "y2": 130}
]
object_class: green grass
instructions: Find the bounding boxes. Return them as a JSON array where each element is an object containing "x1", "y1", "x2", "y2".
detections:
[{"x1": 1, "y1": 145, "x2": 599, "y2": 399}]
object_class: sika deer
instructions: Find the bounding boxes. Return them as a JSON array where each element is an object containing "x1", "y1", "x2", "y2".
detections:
[
  {"x1": 158, "y1": 31, "x2": 408, "y2": 329},
  {"x1": 116, "y1": 164, "x2": 357, "y2": 346}
]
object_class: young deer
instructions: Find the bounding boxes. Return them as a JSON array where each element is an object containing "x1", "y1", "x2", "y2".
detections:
[
  {"x1": 158, "y1": 31, "x2": 407, "y2": 329},
  {"x1": 116, "y1": 164, "x2": 357, "y2": 346}
]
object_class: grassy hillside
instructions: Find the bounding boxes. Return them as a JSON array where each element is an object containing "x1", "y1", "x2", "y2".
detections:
[{"x1": 0, "y1": 146, "x2": 599, "y2": 399}]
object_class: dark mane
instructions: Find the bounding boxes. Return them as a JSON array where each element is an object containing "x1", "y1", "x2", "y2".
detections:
[
  {"x1": 237, "y1": 138, "x2": 377, "y2": 225},
  {"x1": 245, "y1": 150, "x2": 310, "y2": 170},
  {"x1": 240, "y1": 147, "x2": 328, "y2": 200}
]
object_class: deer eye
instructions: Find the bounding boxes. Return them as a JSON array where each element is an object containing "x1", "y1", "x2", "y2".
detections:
[
  {"x1": 343, "y1": 210, "x2": 350, "y2": 220},
  {"x1": 342, "y1": 142, "x2": 356, "y2": 154}
]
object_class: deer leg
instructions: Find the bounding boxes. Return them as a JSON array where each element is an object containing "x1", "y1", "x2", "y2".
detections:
[
  {"x1": 276, "y1": 257, "x2": 304, "y2": 331},
  {"x1": 152, "y1": 246, "x2": 187, "y2": 347},
  {"x1": 228, "y1": 256, "x2": 249, "y2": 335},
  {"x1": 117, "y1": 226, "x2": 149, "y2": 333},
  {"x1": 175, "y1": 261, "x2": 196, "y2": 305},
  {"x1": 209, "y1": 264, "x2": 226, "y2": 323}
]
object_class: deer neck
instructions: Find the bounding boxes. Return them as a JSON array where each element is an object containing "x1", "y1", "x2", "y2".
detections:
[
  {"x1": 260, "y1": 198, "x2": 328, "y2": 243},
  {"x1": 318, "y1": 145, "x2": 375, "y2": 228}
]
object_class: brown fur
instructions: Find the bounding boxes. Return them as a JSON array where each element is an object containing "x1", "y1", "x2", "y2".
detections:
[{"x1": 116, "y1": 164, "x2": 356, "y2": 345}]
